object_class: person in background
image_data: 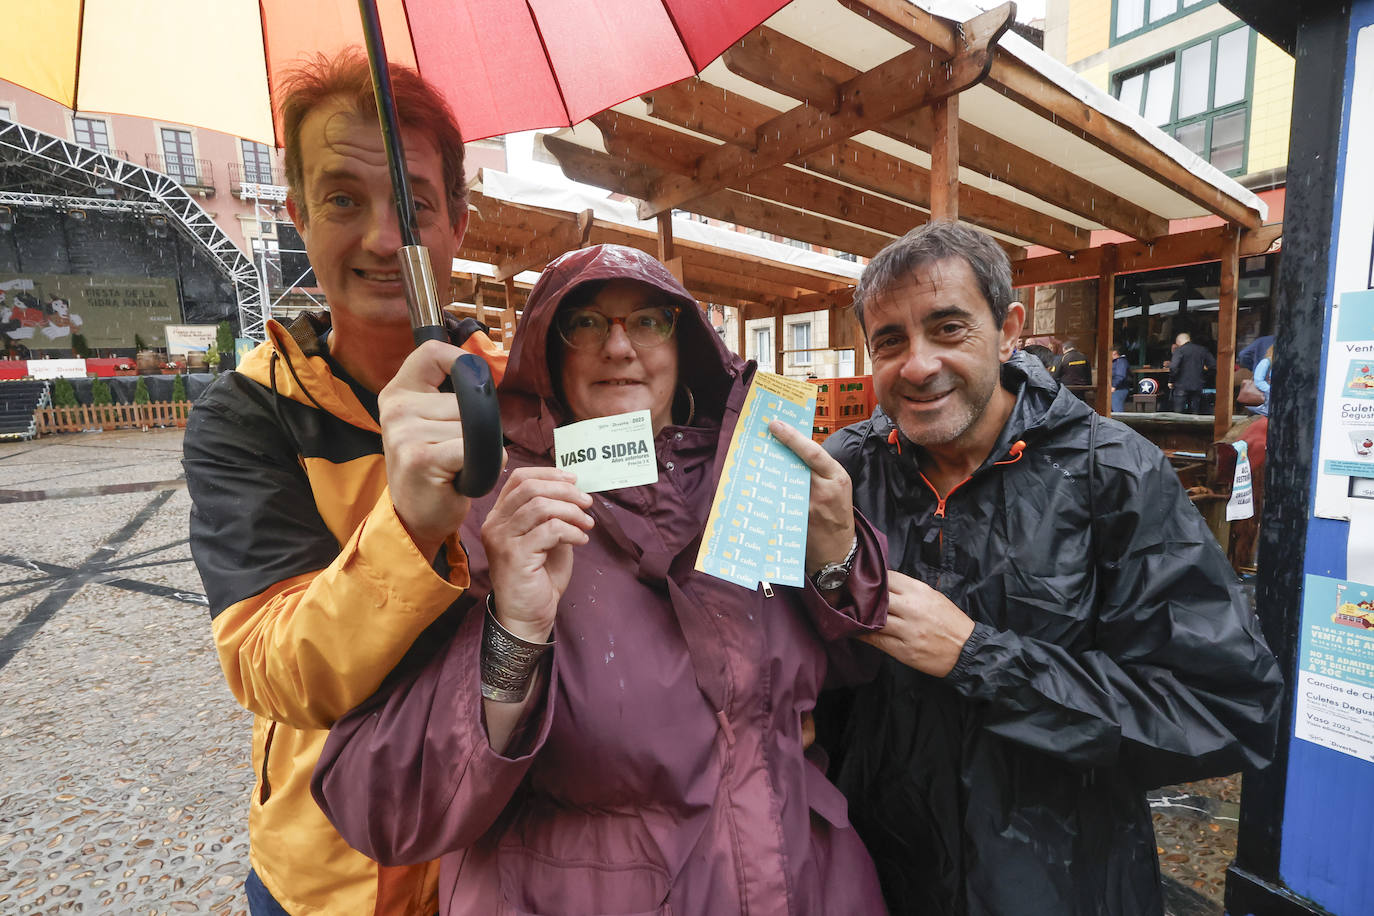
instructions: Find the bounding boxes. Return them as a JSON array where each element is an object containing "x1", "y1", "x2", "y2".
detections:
[
  {"x1": 1056, "y1": 338, "x2": 1092, "y2": 392},
  {"x1": 1111, "y1": 346, "x2": 1132, "y2": 412},
  {"x1": 1168, "y1": 332, "x2": 1215, "y2": 414},
  {"x1": 1022, "y1": 343, "x2": 1057, "y2": 375},
  {"x1": 313, "y1": 244, "x2": 889, "y2": 916},
  {"x1": 1252, "y1": 343, "x2": 1274, "y2": 417},
  {"x1": 1237, "y1": 333, "x2": 1276, "y2": 373},
  {"x1": 818, "y1": 221, "x2": 1282, "y2": 916}
]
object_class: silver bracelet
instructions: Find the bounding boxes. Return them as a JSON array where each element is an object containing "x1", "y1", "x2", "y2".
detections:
[{"x1": 480, "y1": 594, "x2": 554, "y2": 703}]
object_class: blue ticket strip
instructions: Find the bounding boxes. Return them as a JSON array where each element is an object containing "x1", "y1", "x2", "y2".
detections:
[{"x1": 695, "y1": 372, "x2": 816, "y2": 588}]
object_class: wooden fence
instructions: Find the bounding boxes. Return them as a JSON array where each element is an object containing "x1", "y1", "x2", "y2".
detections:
[{"x1": 38, "y1": 401, "x2": 192, "y2": 434}]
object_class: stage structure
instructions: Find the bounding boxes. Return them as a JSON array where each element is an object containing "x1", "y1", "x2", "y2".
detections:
[{"x1": 0, "y1": 119, "x2": 264, "y2": 340}]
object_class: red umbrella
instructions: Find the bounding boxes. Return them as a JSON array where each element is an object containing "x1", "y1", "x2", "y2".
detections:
[
  {"x1": 2, "y1": 0, "x2": 788, "y2": 491},
  {"x1": 1, "y1": 0, "x2": 788, "y2": 146}
]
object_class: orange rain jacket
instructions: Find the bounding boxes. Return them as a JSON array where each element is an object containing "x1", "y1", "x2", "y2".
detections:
[{"x1": 184, "y1": 312, "x2": 505, "y2": 915}]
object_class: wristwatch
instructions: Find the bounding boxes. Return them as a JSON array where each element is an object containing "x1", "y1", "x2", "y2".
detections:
[{"x1": 811, "y1": 535, "x2": 859, "y2": 591}]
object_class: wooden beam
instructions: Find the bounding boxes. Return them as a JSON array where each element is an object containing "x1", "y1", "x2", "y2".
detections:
[
  {"x1": 637, "y1": 4, "x2": 1012, "y2": 219},
  {"x1": 735, "y1": 304, "x2": 746, "y2": 358},
  {"x1": 543, "y1": 134, "x2": 895, "y2": 257},
  {"x1": 592, "y1": 111, "x2": 929, "y2": 240},
  {"x1": 494, "y1": 208, "x2": 593, "y2": 282},
  {"x1": 841, "y1": 0, "x2": 1263, "y2": 230},
  {"x1": 930, "y1": 95, "x2": 959, "y2": 221},
  {"x1": 643, "y1": 82, "x2": 1088, "y2": 251},
  {"x1": 720, "y1": 28, "x2": 1168, "y2": 241},
  {"x1": 1094, "y1": 244, "x2": 1117, "y2": 416},
  {"x1": 1011, "y1": 222, "x2": 1285, "y2": 288},
  {"x1": 1214, "y1": 226, "x2": 1239, "y2": 440}
]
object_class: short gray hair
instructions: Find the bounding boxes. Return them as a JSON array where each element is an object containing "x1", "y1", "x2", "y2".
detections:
[{"x1": 852, "y1": 221, "x2": 1013, "y2": 330}]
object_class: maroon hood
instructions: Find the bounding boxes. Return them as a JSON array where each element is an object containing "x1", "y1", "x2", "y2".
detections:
[{"x1": 500, "y1": 244, "x2": 745, "y2": 453}]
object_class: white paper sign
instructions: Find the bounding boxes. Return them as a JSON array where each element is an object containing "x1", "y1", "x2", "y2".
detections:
[
  {"x1": 553, "y1": 410, "x2": 658, "y2": 493},
  {"x1": 1227, "y1": 440, "x2": 1255, "y2": 521},
  {"x1": 27, "y1": 358, "x2": 88, "y2": 379}
]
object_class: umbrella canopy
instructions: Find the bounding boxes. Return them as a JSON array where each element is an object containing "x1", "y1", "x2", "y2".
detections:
[{"x1": 1, "y1": 0, "x2": 788, "y2": 144}]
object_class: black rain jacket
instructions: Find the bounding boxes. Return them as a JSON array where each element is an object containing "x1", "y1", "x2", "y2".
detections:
[
  {"x1": 1169, "y1": 341, "x2": 1216, "y2": 392},
  {"x1": 820, "y1": 352, "x2": 1282, "y2": 916}
]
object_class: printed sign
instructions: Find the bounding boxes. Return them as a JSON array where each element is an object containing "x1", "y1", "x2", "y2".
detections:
[
  {"x1": 695, "y1": 372, "x2": 816, "y2": 589},
  {"x1": 1318, "y1": 290, "x2": 1374, "y2": 485},
  {"x1": 553, "y1": 410, "x2": 658, "y2": 494},
  {"x1": 165, "y1": 324, "x2": 218, "y2": 355},
  {"x1": 1227, "y1": 440, "x2": 1254, "y2": 521},
  {"x1": 0, "y1": 272, "x2": 180, "y2": 350},
  {"x1": 1295, "y1": 574, "x2": 1374, "y2": 763}
]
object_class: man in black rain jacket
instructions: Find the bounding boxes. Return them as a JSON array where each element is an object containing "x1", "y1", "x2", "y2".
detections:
[
  {"x1": 821, "y1": 222, "x2": 1283, "y2": 916},
  {"x1": 1169, "y1": 332, "x2": 1216, "y2": 414}
]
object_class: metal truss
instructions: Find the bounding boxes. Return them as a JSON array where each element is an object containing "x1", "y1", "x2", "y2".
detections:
[
  {"x1": 0, "y1": 191, "x2": 162, "y2": 216},
  {"x1": 0, "y1": 120, "x2": 265, "y2": 340}
]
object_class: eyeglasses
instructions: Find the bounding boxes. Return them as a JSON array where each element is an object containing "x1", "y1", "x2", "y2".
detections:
[{"x1": 556, "y1": 305, "x2": 680, "y2": 350}]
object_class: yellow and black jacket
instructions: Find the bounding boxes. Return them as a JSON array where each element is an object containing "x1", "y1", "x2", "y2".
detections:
[{"x1": 184, "y1": 312, "x2": 505, "y2": 915}]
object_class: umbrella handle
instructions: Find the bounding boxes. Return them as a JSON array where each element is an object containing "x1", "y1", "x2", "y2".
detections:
[
  {"x1": 396, "y1": 245, "x2": 503, "y2": 498},
  {"x1": 449, "y1": 354, "x2": 503, "y2": 498}
]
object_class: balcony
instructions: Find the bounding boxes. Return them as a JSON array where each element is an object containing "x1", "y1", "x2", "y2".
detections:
[
  {"x1": 228, "y1": 162, "x2": 288, "y2": 201},
  {"x1": 144, "y1": 153, "x2": 215, "y2": 196}
]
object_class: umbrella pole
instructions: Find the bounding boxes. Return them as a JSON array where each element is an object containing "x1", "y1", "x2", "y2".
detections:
[
  {"x1": 357, "y1": 0, "x2": 447, "y2": 346},
  {"x1": 356, "y1": 0, "x2": 502, "y2": 499}
]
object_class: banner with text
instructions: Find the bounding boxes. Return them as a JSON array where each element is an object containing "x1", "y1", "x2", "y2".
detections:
[{"x1": 0, "y1": 272, "x2": 180, "y2": 350}]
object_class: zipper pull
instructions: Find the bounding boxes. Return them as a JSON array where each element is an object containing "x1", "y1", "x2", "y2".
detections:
[{"x1": 761, "y1": 581, "x2": 774, "y2": 598}]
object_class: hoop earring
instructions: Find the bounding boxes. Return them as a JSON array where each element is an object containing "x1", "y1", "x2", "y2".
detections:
[{"x1": 677, "y1": 384, "x2": 695, "y2": 426}]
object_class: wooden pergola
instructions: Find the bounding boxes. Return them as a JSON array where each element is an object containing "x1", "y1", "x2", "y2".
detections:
[
  {"x1": 449, "y1": 178, "x2": 861, "y2": 351},
  {"x1": 532, "y1": 0, "x2": 1274, "y2": 441}
]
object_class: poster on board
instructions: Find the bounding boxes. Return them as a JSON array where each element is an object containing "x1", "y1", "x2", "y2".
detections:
[
  {"x1": 1295, "y1": 574, "x2": 1374, "y2": 764},
  {"x1": 1316, "y1": 22, "x2": 1374, "y2": 521}
]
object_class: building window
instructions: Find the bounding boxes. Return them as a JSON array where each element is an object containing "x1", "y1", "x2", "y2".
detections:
[
  {"x1": 161, "y1": 127, "x2": 198, "y2": 184},
  {"x1": 73, "y1": 116, "x2": 110, "y2": 152},
  {"x1": 0, "y1": 106, "x2": 11, "y2": 121},
  {"x1": 1113, "y1": 0, "x2": 1213, "y2": 42},
  {"x1": 754, "y1": 328, "x2": 773, "y2": 371},
  {"x1": 790, "y1": 321, "x2": 812, "y2": 366},
  {"x1": 1112, "y1": 26, "x2": 1253, "y2": 174},
  {"x1": 241, "y1": 139, "x2": 273, "y2": 184}
]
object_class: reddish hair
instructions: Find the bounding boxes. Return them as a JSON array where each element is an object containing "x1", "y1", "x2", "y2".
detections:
[{"x1": 278, "y1": 49, "x2": 467, "y2": 226}]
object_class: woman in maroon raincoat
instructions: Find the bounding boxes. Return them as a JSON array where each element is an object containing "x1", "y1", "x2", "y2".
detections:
[{"x1": 313, "y1": 245, "x2": 889, "y2": 915}]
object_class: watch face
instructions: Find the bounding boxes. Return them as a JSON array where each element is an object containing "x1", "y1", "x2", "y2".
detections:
[{"x1": 814, "y1": 567, "x2": 848, "y2": 591}]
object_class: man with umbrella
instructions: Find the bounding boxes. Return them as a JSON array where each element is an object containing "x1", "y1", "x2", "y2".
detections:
[{"x1": 184, "y1": 52, "x2": 504, "y2": 915}]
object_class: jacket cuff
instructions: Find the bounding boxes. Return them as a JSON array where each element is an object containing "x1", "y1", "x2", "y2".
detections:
[
  {"x1": 947, "y1": 621, "x2": 996, "y2": 687},
  {"x1": 349, "y1": 489, "x2": 470, "y2": 618},
  {"x1": 799, "y1": 514, "x2": 889, "y2": 640}
]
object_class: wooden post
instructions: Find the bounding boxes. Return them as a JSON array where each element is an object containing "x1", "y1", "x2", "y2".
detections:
[
  {"x1": 736, "y1": 304, "x2": 747, "y2": 359},
  {"x1": 930, "y1": 95, "x2": 960, "y2": 221},
  {"x1": 1214, "y1": 225, "x2": 1240, "y2": 441},
  {"x1": 774, "y1": 305, "x2": 786, "y2": 375},
  {"x1": 504, "y1": 277, "x2": 517, "y2": 311},
  {"x1": 474, "y1": 285, "x2": 487, "y2": 327},
  {"x1": 657, "y1": 212, "x2": 675, "y2": 263},
  {"x1": 1094, "y1": 244, "x2": 1117, "y2": 416}
]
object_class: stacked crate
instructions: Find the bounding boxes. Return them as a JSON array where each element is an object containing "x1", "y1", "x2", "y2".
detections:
[{"x1": 809, "y1": 376, "x2": 874, "y2": 443}]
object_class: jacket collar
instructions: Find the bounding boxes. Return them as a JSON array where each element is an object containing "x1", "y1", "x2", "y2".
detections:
[
  {"x1": 878, "y1": 350, "x2": 1092, "y2": 472},
  {"x1": 235, "y1": 312, "x2": 380, "y2": 434}
]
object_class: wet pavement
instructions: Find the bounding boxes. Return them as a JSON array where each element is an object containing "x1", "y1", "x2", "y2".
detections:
[
  {"x1": 0, "y1": 427, "x2": 1245, "y2": 915},
  {"x1": 0, "y1": 430, "x2": 252, "y2": 915}
]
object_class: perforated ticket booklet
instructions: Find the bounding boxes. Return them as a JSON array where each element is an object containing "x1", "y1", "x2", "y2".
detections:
[
  {"x1": 695, "y1": 372, "x2": 816, "y2": 588},
  {"x1": 553, "y1": 409, "x2": 658, "y2": 493}
]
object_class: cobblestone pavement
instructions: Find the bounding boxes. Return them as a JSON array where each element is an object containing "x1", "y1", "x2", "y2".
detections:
[
  {"x1": 0, "y1": 428, "x2": 1249, "y2": 915},
  {"x1": 0, "y1": 429, "x2": 252, "y2": 915}
]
